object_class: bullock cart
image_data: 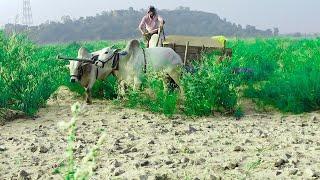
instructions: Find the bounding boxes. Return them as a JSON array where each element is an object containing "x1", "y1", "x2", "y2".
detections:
[{"x1": 161, "y1": 35, "x2": 232, "y2": 65}]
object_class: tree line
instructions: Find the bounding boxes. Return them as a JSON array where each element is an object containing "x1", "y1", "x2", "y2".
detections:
[{"x1": 5, "y1": 7, "x2": 279, "y2": 44}]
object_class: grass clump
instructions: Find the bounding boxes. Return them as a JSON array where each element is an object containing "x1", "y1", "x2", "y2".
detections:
[{"x1": 0, "y1": 32, "x2": 66, "y2": 116}]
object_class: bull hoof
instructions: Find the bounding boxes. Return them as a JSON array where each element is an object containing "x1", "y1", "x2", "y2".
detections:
[{"x1": 86, "y1": 100, "x2": 92, "y2": 105}]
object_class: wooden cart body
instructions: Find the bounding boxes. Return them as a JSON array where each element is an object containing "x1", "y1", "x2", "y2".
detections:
[{"x1": 162, "y1": 35, "x2": 232, "y2": 64}]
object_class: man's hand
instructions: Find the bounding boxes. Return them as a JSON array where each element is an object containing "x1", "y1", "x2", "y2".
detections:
[{"x1": 143, "y1": 32, "x2": 150, "y2": 36}]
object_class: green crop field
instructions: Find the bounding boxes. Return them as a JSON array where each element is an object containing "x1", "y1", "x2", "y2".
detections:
[{"x1": 1, "y1": 30, "x2": 319, "y2": 117}]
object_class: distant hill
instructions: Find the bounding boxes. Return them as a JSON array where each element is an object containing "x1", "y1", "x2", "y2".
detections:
[{"x1": 5, "y1": 7, "x2": 277, "y2": 44}]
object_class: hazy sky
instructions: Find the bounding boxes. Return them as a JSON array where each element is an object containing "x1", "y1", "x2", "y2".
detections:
[{"x1": 0, "y1": 0, "x2": 319, "y2": 33}]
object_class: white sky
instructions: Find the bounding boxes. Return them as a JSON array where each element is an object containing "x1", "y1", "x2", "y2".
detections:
[{"x1": 0, "y1": 0, "x2": 319, "y2": 33}]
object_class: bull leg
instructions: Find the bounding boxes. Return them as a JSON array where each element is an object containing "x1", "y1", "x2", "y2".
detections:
[
  {"x1": 85, "y1": 78, "x2": 95, "y2": 105},
  {"x1": 133, "y1": 77, "x2": 142, "y2": 91},
  {"x1": 118, "y1": 80, "x2": 126, "y2": 98},
  {"x1": 85, "y1": 88, "x2": 92, "y2": 105},
  {"x1": 167, "y1": 69, "x2": 184, "y2": 96},
  {"x1": 165, "y1": 75, "x2": 179, "y2": 92}
]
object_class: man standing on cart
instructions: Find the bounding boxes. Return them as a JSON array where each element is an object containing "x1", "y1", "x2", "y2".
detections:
[{"x1": 139, "y1": 6, "x2": 165, "y2": 47}]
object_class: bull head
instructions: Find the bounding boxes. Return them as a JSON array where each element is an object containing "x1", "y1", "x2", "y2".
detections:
[
  {"x1": 69, "y1": 47, "x2": 91, "y2": 83},
  {"x1": 95, "y1": 46, "x2": 122, "y2": 68}
]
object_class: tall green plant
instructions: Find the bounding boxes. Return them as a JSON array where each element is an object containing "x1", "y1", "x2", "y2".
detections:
[
  {"x1": 182, "y1": 57, "x2": 240, "y2": 116},
  {"x1": 243, "y1": 38, "x2": 320, "y2": 113},
  {"x1": 0, "y1": 32, "x2": 65, "y2": 115}
]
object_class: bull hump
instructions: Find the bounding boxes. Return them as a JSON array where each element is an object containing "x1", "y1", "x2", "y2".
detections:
[{"x1": 78, "y1": 47, "x2": 89, "y2": 56}]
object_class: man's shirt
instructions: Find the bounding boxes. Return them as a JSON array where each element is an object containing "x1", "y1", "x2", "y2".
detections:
[{"x1": 139, "y1": 14, "x2": 164, "y2": 34}]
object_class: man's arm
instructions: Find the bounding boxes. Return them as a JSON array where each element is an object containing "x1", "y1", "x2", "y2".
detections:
[{"x1": 139, "y1": 16, "x2": 147, "y2": 34}]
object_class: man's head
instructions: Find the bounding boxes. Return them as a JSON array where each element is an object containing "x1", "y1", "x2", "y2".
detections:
[{"x1": 148, "y1": 6, "x2": 156, "y2": 18}]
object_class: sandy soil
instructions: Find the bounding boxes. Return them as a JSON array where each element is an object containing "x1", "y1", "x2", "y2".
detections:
[{"x1": 0, "y1": 87, "x2": 320, "y2": 180}]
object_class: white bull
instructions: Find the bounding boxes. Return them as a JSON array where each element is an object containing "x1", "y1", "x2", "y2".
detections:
[{"x1": 69, "y1": 39, "x2": 183, "y2": 104}]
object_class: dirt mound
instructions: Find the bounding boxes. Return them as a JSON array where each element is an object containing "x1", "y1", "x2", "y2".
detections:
[
  {"x1": 47, "y1": 86, "x2": 81, "y2": 105},
  {"x1": 1, "y1": 86, "x2": 78, "y2": 126},
  {"x1": 0, "y1": 108, "x2": 26, "y2": 126}
]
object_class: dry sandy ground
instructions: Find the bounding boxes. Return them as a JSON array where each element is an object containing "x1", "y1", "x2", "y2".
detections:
[{"x1": 0, "y1": 87, "x2": 320, "y2": 180}]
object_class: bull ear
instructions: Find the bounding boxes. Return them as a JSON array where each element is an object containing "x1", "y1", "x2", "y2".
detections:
[
  {"x1": 126, "y1": 39, "x2": 140, "y2": 55},
  {"x1": 110, "y1": 45, "x2": 116, "y2": 49}
]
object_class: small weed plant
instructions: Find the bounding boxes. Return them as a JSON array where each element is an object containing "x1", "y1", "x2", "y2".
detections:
[{"x1": 57, "y1": 102, "x2": 106, "y2": 179}]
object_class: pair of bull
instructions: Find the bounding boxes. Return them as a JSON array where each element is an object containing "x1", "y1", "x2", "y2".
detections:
[{"x1": 65, "y1": 39, "x2": 183, "y2": 104}]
